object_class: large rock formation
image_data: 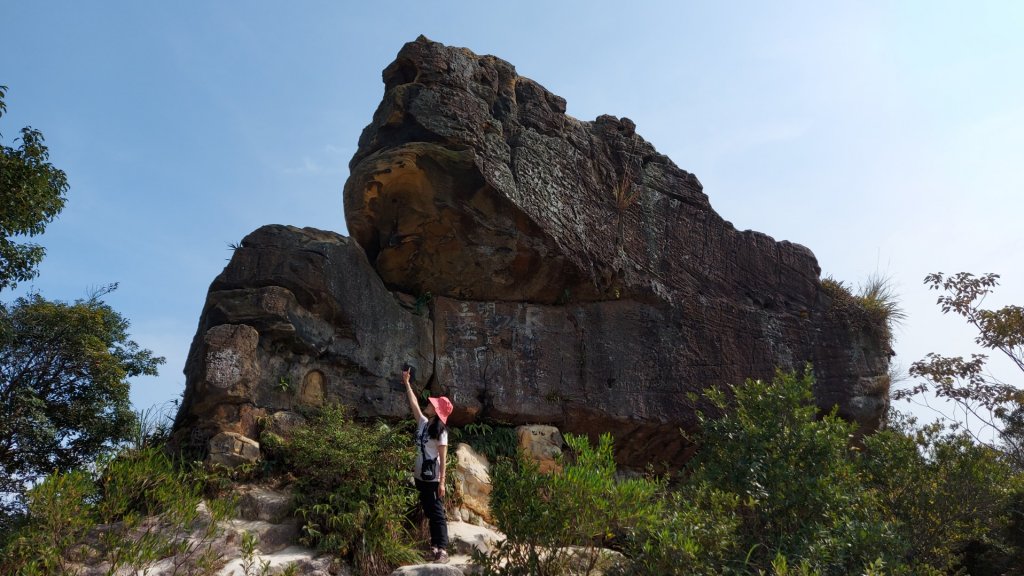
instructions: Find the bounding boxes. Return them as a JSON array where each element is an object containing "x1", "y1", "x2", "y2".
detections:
[
  {"x1": 172, "y1": 225, "x2": 434, "y2": 452},
  {"x1": 173, "y1": 36, "x2": 891, "y2": 468}
]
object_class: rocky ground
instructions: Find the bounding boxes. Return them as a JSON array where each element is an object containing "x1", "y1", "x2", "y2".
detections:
[{"x1": 70, "y1": 482, "x2": 503, "y2": 576}]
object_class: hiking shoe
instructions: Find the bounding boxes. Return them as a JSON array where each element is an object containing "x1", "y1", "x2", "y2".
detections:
[{"x1": 433, "y1": 549, "x2": 449, "y2": 564}]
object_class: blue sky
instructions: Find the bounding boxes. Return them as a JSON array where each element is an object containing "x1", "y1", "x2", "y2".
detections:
[{"x1": 3, "y1": 1, "x2": 1022, "y2": 427}]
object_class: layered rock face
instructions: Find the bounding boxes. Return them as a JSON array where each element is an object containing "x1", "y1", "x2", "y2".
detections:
[
  {"x1": 173, "y1": 36, "x2": 891, "y2": 468},
  {"x1": 172, "y1": 225, "x2": 434, "y2": 451}
]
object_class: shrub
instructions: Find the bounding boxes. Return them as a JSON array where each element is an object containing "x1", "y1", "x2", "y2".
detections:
[
  {"x1": 688, "y1": 368, "x2": 898, "y2": 574},
  {"x1": 862, "y1": 413, "x2": 1021, "y2": 574},
  {"x1": 608, "y1": 483, "x2": 740, "y2": 576},
  {"x1": 284, "y1": 405, "x2": 421, "y2": 576},
  {"x1": 0, "y1": 469, "x2": 96, "y2": 574},
  {"x1": 477, "y1": 432, "x2": 735, "y2": 576},
  {"x1": 0, "y1": 445, "x2": 232, "y2": 575}
]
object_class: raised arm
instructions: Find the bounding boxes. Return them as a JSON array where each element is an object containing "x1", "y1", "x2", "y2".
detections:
[{"x1": 402, "y1": 368, "x2": 424, "y2": 421}]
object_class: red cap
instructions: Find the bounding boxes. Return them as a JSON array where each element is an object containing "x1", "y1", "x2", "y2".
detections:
[{"x1": 428, "y1": 396, "x2": 454, "y2": 424}]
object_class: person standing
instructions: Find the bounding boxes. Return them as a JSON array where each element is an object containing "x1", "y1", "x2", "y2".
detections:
[{"x1": 402, "y1": 366, "x2": 453, "y2": 564}]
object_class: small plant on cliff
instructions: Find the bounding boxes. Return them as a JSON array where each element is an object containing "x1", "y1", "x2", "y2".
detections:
[
  {"x1": 414, "y1": 291, "x2": 432, "y2": 316},
  {"x1": 612, "y1": 134, "x2": 643, "y2": 214},
  {"x1": 284, "y1": 405, "x2": 420, "y2": 576},
  {"x1": 821, "y1": 273, "x2": 904, "y2": 345},
  {"x1": 857, "y1": 272, "x2": 907, "y2": 330}
]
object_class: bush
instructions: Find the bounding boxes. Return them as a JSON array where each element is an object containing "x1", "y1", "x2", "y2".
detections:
[
  {"x1": 687, "y1": 368, "x2": 898, "y2": 575},
  {"x1": 0, "y1": 469, "x2": 96, "y2": 574},
  {"x1": 0, "y1": 445, "x2": 232, "y2": 575},
  {"x1": 862, "y1": 414, "x2": 1021, "y2": 574},
  {"x1": 478, "y1": 432, "x2": 738, "y2": 576},
  {"x1": 284, "y1": 405, "x2": 421, "y2": 576},
  {"x1": 609, "y1": 483, "x2": 740, "y2": 576}
]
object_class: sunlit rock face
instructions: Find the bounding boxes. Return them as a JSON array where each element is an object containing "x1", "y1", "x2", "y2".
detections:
[
  {"x1": 174, "y1": 37, "x2": 891, "y2": 469},
  {"x1": 172, "y1": 225, "x2": 434, "y2": 455},
  {"x1": 343, "y1": 36, "x2": 891, "y2": 465}
]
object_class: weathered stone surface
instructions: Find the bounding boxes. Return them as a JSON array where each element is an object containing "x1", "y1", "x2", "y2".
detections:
[
  {"x1": 224, "y1": 518, "x2": 300, "y2": 554},
  {"x1": 174, "y1": 37, "x2": 892, "y2": 471},
  {"x1": 194, "y1": 324, "x2": 261, "y2": 411},
  {"x1": 237, "y1": 486, "x2": 295, "y2": 524},
  {"x1": 454, "y1": 444, "x2": 492, "y2": 523},
  {"x1": 208, "y1": 432, "x2": 261, "y2": 467},
  {"x1": 448, "y1": 521, "x2": 501, "y2": 556},
  {"x1": 345, "y1": 36, "x2": 817, "y2": 310},
  {"x1": 515, "y1": 426, "x2": 564, "y2": 474},
  {"x1": 173, "y1": 225, "x2": 434, "y2": 455},
  {"x1": 218, "y1": 546, "x2": 335, "y2": 576},
  {"x1": 343, "y1": 36, "x2": 891, "y2": 466},
  {"x1": 433, "y1": 294, "x2": 885, "y2": 466},
  {"x1": 267, "y1": 410, "x2": 307, "y2": 437}
]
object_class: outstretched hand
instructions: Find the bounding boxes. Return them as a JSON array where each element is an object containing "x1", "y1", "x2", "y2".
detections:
[{"x1": 402, "y1": 368, "x2": 411, "y2": 386}]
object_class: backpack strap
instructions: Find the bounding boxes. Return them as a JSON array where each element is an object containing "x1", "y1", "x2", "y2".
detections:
[{"x1": 419, "y1": 424, "x2": 435, "y2": 465}]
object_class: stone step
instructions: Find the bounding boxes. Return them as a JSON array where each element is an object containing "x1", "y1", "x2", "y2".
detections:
[{"x1": 217, "y1": 545, "x2": 332, "y2": 575}]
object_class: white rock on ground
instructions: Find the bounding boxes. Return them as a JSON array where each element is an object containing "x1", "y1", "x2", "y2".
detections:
[
  {"x1": 390, "y1": 564, "x2": 466, "y2": 576},
  {"x1": 217, "y1": 545, "x2": 335, "y2": 575}
]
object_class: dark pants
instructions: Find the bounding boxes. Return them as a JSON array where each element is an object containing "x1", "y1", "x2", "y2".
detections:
[{"x1": 415, "y1": 479, "x2": 448, "y2": 549}]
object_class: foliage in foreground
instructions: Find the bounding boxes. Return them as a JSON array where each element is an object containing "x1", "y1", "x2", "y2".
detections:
[
  {"x1": 278, "y1": 405, "x2": 422, "y2": 576},
  {"x1": 476, "y1": 431, "x2": 740, "y2": 576},
  {"x1": 479, "y1": 370, "x2": 1024, "y2": 575},
  {"x1": 689, "y1": 368, "x2": 897, "y2": 574},
  {"x1": 0, "y1": 445, "x2": 232, "y2": 575},
  {"x1": 862, "y1": 412, "x2": 1022, "y2": 574}
]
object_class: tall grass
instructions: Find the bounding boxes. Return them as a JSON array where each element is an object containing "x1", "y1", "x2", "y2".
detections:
[
  {"x1": 857, "y1": 272, "x2": 907, "y2": 328},
  {"x1": 822, "y1": 273, "x2": 905, "y2": 345}
]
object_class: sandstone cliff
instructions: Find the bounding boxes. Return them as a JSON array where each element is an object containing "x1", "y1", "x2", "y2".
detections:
[{"x1": 173, "y1": 36, "x2": 891, "y2": 468}]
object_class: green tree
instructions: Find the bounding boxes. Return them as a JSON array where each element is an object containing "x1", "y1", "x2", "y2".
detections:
[
  {"x1": 0, "y1": 85, "x2": 69, "y2": 291},
  {"x1": 688, "y1": 368, "x2": 898, "y2": 574},
  {"x1": 862, "y1": 413, "x2": 1019, "y2": 574},
  {"x1": 895, "y1": 272, "x2": 1024, "y2": 467},
  {"x1": 0, "y1": 286, "x2": 164, "y2": 523}
]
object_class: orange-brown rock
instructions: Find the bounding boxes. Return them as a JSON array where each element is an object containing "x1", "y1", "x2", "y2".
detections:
[
  {"x1": 345, "y1": 37, "x2": 891, "y2": 466},
  {"x1": 174, "y1": 38, "x2": 891, "y2": 470}
]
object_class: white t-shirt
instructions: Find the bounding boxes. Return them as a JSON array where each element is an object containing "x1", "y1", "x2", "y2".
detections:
[{"x1": 414, "y1": 415, "x2": 448, "y2": 482}]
